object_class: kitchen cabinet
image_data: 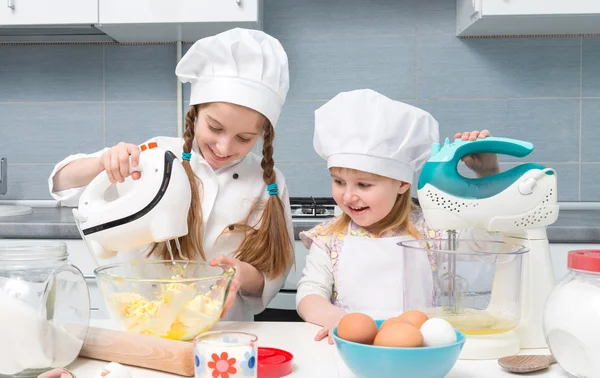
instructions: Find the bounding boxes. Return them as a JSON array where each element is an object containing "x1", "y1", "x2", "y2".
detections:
[
  {"x1": 457, "y1": 0, "x2": 600, "y2": 37},
  {"x1": 96, "y1": 0, "x2": 262, "y2": 42},
  {"x1": 0, "y1": 0, "x2": 97, "y2": 26}
]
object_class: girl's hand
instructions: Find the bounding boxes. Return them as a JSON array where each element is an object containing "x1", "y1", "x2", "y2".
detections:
[
  {"x1": 454, "y1": 130, "x2": 500, "y2": 178},
  {"x1": 100, "y1": 142, "x2": 141, "y2": 184},
  {"x1": 314, "y1": 324, "x2": 336, "y2": 345},
  {"x1": 210, "y1": 255, "x2": 242, "y2": 318}
]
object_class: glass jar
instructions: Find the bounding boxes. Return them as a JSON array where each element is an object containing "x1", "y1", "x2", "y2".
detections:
[
  {"x1": 543, "y1": 250, "x2": 600, "y2": 378},
  {"x1": 0, "y1": 241, "x2": 90, "y2": 378}
]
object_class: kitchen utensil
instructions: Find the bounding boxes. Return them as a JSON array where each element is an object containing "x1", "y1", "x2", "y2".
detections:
[
  {"x1": 401, "y1": 239, "x2": 527, "y2": 353},
  {"x1": 193, "y1": 331, "x2": 258, "y2": 378},
  {"x1": 80, "y1": 326, "x2": 194, "y2": 377},
  {"x1": 405, "y1": 136, "x2": 558, "y2": 359},
  {"x1": 498, "y1": 354, "x2": 556, "y2": 373},
  {"x1": 543, "y1": 250, "x2": 600, "y2": 377},
  {"x1": 72, "y1": 144, "x2": 191, "y2": 261},
  {"x1": 0, "y1": 241, "x2": 89, "y2": 378},
  {"x1": 332, "y1": 320, "x2": 465, "y2": 378},
  {"x1": 94, "y1": 260, "x2": 235, "y2": 341}
]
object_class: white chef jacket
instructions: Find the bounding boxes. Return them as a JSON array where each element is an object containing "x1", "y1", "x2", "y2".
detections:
[{"x1": 48, "y1": 136, "x2": 295, "y2": 321}]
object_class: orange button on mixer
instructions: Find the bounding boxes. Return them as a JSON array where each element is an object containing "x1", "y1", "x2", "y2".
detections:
[
  {"x1": 148, "y1": 142, "x2": 158, "y2": 149},
  {"x1": 140, "y1": 144, "x2": 147, "y2": 151}
]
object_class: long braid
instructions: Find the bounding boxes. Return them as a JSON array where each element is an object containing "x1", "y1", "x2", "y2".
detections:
[
  {"x1": 261, "y1": 123, "x2": 275, "y2": 184},
  {"x1": 225, "y1": 122, "x2": 294, "y2": 278},
  {"x1": 149, "y1": 105, "x2": 206, "y2": 261}
]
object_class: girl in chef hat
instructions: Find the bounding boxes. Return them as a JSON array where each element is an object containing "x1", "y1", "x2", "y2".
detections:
[
  {"x1": 296, "y1": 89, "x2": 499, "y2": 342},
  {"x1": 49, "y1": 28, "x2": 294, "y2": 320}
]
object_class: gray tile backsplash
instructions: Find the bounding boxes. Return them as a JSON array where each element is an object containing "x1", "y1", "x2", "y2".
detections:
[
  {"x1": 105, "y1": 102, "x2": 178, "y2": 146},
  {"x1": 418, "y1": 36, "x2": 581, "y2": 99},
  {"x1": 581, "y1": 164, "x2": 600, "y2": 201},
  {"x1": 0, "y1": 103, "x2": 103, "y2": 164},
  {"x1": 0, "y1": 45, "x2": 103, "y2": 102},
  {"x1": 582, "y1": 37, "x2": 600, "y2": 97},
  {"x1": 105, "y1": 45, "x2": 177, "y2": 101},
  {"x1": 282, "y1": 35, "x2": 416, "y2": 101},
  {"x1": 582, "y1": 99, "x2": 600, "y2": 163},
  {"x1": 418, "y1": 99, "x2": 580, "y2": 163},
  {"x1": 0, "y1": 0, "x2": 599, "y2": 201}
]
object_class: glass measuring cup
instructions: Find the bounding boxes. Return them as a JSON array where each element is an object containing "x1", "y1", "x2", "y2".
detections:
[{"x1": 400, "y1": 239, "x2": 528, "y2": 336}]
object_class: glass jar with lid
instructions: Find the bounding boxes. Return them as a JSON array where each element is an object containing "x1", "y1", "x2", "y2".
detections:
[
  {"x1": 543, "y1": 250, "x2": 600, "y2": 378},
  {"x1": 0, "y1": 240, "x2": 90, "y2": 378}
]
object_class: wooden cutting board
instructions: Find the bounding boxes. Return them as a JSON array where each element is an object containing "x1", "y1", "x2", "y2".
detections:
[{"x1": 80, "y1": 326, "x2": 195, "y2": 377}]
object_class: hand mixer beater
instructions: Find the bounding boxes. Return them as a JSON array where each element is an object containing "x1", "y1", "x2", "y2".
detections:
[
  {"x1": 72, "y1": 144, "x2": 193, "y2": 270},
  {"x1": 414, "y1": 136, "x2": 559, "y2": 359}
]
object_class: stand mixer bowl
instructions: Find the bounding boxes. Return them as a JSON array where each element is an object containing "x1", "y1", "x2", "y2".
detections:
[
  {"x1": 400, "y1": 239, "x2": 528, "y2": 338},
  {"x1": 94, "y1": 261, "x2": 235, "y2": 341}
]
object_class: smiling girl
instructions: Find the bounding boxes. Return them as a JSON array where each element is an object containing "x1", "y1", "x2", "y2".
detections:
[
  {"x1": 296, "y1": 89, "x2": 499, "y2": 342},
  {"x1": 48, "y1": 28, "x2": 295, "y2": 321}
]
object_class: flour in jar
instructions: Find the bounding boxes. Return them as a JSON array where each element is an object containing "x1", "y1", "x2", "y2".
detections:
[
  {"x1": 0, "y1": 290, "x2": 84, "y2": 376},
  {"x1": 544, "y1": 279, "x2": 600, "y2": 378}
]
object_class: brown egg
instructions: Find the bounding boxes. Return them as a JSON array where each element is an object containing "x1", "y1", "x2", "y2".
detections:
[
  {"x1": 397, "y1": 310, "x2": 429, "y2": 329},
  {"x1": 337, "y1": 312, "x2": 378, "y2": 344},
  {"x1": 379, "y1": 316, "x2": 410, "y2": 330},
  {"x1": 373, "y1": 323, "x2": 423, "y2": 348}
]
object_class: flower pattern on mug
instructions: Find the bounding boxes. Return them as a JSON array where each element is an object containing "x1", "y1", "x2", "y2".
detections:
[
  {"x1": 241, "y1": 350, "x2": 256, "y2": 376},
  {"x1": 208, "y1": 352, "x2": 237, "y2": 378},
  {"x1": 194, "y1": 353, "x2": 207, "y2": 375}
]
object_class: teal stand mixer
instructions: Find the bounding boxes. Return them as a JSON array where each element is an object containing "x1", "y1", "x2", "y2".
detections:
[{"x1": 406, "y1": 136, "x2": 559, "y2": 359}]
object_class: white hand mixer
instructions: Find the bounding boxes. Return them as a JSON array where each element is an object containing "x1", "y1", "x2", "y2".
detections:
[
  {"x1": 416, "y1": 136, "x2": 559, "y2": 357},
  {"x1": 72, "y1": 143, "x2": 192, "y2": 265}
]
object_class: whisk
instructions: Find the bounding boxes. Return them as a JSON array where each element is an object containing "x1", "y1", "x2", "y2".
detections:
[{"x1": 165, "y1": 238, "x2": 190, "y2": 275}]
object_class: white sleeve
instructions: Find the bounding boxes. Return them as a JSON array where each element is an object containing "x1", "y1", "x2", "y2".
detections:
[
  {"x1": 237, "y1": 176, "x2": 296, "y2": 315},
  {"x1": 48, "y1": 149, "x2": 109, "y2": 207},
  {"x1": 296, "y1": 242, "x2": 334, "y2": 308}
]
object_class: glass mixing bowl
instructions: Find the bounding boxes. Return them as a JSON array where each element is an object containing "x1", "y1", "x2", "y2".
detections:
[
  {"x1": 94, "y1": 260, "x2": 235, "y2": 341},
  {"x1": 400, "y1": 239, "x2": 528, "y2": 336}
]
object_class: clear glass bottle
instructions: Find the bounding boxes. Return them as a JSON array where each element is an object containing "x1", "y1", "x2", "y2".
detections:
[
  {"x1": 0, "y1": 241, "x2": 90, "y2": 378},
  {"x1": 543, "y1": 250, "x2": 600, "y2": 378}
]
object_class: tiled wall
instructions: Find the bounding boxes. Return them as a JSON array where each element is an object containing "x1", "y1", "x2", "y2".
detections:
[{"x1": 0, "y1": 0, "x2": 598, "y2": 201}]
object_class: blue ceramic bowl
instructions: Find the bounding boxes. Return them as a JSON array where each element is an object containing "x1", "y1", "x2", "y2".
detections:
[{"x1": 332, "y1": 320, "x2": 465, "y2": 378}]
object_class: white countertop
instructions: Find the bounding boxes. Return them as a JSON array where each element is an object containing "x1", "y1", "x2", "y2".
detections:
[{"x1": 69, "y1": 320, "x2": 570, "y2": 378}]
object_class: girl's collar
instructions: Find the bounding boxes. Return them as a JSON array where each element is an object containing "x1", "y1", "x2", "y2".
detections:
[{"x1": 349, "y1": 221, "x2": 403, "y2": 239}]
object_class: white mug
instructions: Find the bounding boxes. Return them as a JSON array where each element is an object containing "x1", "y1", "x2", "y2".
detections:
[{"x1": 194, "y1": 331, "x2": 258, "y2": 378}]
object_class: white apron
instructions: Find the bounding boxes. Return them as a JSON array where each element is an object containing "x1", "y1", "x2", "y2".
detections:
[{"x1": 335, "y1": 229, "x2": 434, "y2": 320}]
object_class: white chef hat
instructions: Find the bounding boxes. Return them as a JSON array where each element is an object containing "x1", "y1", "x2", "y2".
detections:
[
  {"x1": 314, "y1": 89, "x2": 440, "y2": 183},
  {"x1": 175, "y1": 28, "x2": 289, "y2": 127}
]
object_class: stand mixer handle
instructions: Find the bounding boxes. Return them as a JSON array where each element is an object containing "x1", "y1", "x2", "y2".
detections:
[
  {"x1": 418, "y1": 137, "x2": 551, "y2": 199},
  {"x1": 430, "y1": 137, "x2": 533, "y2": 163}
]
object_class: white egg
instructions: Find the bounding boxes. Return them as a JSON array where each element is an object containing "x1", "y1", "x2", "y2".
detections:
[{"x1": 420, "y1": 318, "x2": 457, "y2": 347}]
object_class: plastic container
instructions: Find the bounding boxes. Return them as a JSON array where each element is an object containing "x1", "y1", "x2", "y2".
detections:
[
  {"x1": 0, "y1": 241, "x2": 90, "y2": 378},
  {"x1": 543, "y1": 250, "x2": 600, "y2": 378},
  {"x1": 400, "y1": 239, "x2": 528, "y2": 335},
  {"x1": 332, "y1": 320, "x2": 465, "y2": 378},
  {"x1": 95, "y1": 260, "x2": 235, "y2": 341}
]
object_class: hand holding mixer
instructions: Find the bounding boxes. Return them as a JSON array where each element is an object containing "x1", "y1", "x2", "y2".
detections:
[
  {"x1": 401, "y1": 136, "x2": 559, "y2": 360},
  {"x1": 72, "y1": 143, "x2": 193, "y2": 266}
]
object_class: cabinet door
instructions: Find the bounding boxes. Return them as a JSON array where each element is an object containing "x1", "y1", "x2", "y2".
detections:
[
  {"x1": 483, "y1": 0, "x2": 600, "y2": 16},
  {"x1": 99, "y1": 0, "x2": 258, "y2": 24},
  {"x1": 0, "y1": 0, "x2": 98, "y2": 26}
]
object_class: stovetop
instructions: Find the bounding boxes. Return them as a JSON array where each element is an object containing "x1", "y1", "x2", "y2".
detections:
[{"x1": 289, "y1": 197, "x2": 338, "y2": 219}]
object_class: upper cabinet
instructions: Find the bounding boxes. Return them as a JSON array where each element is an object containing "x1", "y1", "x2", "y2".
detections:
[
  {"x1": 0, "y1": 0, "x2": 97, "y2": 26},
  {"x1": 96, "y1": 0, "x2": 262, "y2": 42},
  {"x1": 0, "y1": 0, "x2": 261, "y2": 43},
  {"x1": 457, "y1": 0, "x2": 600, "y2": 37}
]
